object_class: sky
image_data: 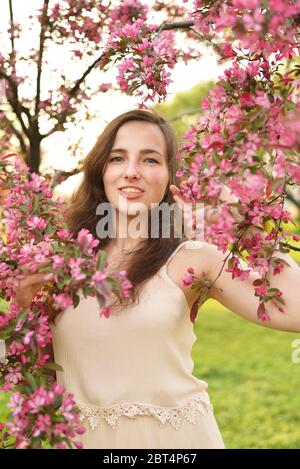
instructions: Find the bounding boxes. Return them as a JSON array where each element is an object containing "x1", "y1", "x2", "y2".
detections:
[{"x1": 1, "y1": 0, "x2": 225, "y2": 194}]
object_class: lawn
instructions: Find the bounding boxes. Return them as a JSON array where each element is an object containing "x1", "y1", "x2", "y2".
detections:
[
  {"x1": 1, "y1": 298, "x2": 300, "y2": 448},
  {"x1": 192, "y1": 299, "x2": 300, "y2": 449}
]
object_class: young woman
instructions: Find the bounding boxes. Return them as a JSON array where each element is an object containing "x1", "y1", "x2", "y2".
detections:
[{"x1": 13, "y1": 110, "x2": 300, "y2": 449}]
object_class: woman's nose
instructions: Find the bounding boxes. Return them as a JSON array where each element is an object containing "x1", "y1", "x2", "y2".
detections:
[{"x1": 123, "y1": 162, "x2": 140, "y2": 178}]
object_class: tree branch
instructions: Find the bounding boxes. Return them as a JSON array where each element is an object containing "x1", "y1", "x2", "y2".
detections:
[
  {"x1": 281, "y1": 242, "x2": 300, "y2": 252},
  {"x1": 40, "y1": 52, "x2": 106, "y2": 139},
  {"x1": 40, "y1": 19, "x2": 197, "y2": 139},
  {"x1": 0, "y1": 114, "x2": 28, "y2": 153},
  {"x1": 8, "y1": 0, "x2": 16, "y2": 76},
  {"x1": 160, "y1": 20, "x2": 194, "y2": 31},
  {"x1": 286, "y1": 189, "x2": 300, "y2": 212},
  {"x1": 35, "y1": 0, "x2": 50, "y2": 118},
  {"x1": 0, "y1": 71, "x2": 31, "y2": 138}
]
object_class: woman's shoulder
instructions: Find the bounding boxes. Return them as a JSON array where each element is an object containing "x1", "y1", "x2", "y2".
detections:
[
  {"x1": 168, "y1": 239, "x2": 211, "y2": 278},
  {"x1": 178, "y1": 239, "x2": 205, "y2": 250}
]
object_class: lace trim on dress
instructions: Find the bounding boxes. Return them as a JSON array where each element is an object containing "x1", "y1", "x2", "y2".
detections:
[{"x1": 76, "y1": 391, "x2": 213, "y2": 431}]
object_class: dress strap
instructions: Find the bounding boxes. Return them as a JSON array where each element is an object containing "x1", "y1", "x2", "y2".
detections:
[{"x1": 164, "y1": 240, "x2": 204, "y2": 269}]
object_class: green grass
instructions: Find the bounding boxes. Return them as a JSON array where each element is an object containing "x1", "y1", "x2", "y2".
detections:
[
  {"x1": 1, "y1": 299, "x2": 300, "y2": 448},
  {"x1": 192, "y1": 299, "x2": 300, "y2": 448}
]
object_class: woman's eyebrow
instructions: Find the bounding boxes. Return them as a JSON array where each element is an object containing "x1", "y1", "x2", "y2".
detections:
[{"x1": 110, "y1": 148, "x2": 163, "y2": 156}]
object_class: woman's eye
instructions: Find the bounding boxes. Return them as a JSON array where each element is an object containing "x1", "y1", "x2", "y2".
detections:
[
  {"x1": 145, "y1": 158, "x2": 158, "y2": 164},
  {"x1": 109, "y1": 156, "x2": 123, "y2": 162},
  {"x1": 109, "y1": 157, "x2": 158, "y2": 163}
]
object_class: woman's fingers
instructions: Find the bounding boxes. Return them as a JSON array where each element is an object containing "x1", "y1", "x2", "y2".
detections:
[
  {"x1": 16, "y1": 272, "x2": 48, "y2": 288},
  {"x1": 18, "y1": 260, "x2": 51, "y2": 275},
  {"x1": 170, "y1": 184, "x2": 191, "y2": 211},
  {"x1": 170, "y1": 185, "x2": 185, "y2": 206},
  {"x1": 169, "y1": 184, "x2": 182, "y2": 199}
]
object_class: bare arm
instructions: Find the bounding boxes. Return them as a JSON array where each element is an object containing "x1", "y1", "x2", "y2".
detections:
[{"x1": 200, "y1": 241, "x2": 300, "y2": 333}]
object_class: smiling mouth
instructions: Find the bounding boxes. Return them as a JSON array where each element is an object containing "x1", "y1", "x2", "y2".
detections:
[
  {"x1": 118, "y1": 189, "x2": 144, "y2": 199},
  {"x1": 119, "y1": 187, "x2": 144, "y2": 193}
]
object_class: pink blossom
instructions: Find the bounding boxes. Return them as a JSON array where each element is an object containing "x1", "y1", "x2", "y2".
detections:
[
  {"x1": 8, "y1": 341, "x2": 26, "y2": 356},
  {"x1": 32, "y1": 414, "x2": 51, "y2": 437},
  {"x1": 68, "y1": 258, "x2": 86, "y2": 281},
  {"x1": 254, "y1": 91, "x2": 271, "y2": 109},
  {"x1": 26, "y1": 216, "x2": 48, "y2": 230},
  {"x1": 77, "y1": 229, "x2": 99, "y2": 255},
  {"x1": 54, "y1": 442, "x2": 67, "y2": 449},
  {"x1": 121, "y1": 278, "x2": 132, "y2": 298},
  {"x1": 53, "y1": 293, "x2": 73, "y2": 310},
  {"x1": 255, "y1": 286, "x2": 267, "y2": 297},
  {"x1": 75, "y1": 426, "x2": 86, "y2": 435},
  {"x1": 242, "y1": 9, "x2": 264, "y2": 33},
  {"x1": 232, "y1": 0, "x2": 260, "y2": 7},
  {"x1": 225, "y1": 256, "x2": 251, "y2": 280},
  {"x1": 182, "y1": 275, "x2": 193, "y2": 286},
  {"x1": 74, "y1": 441, "x2": 84, "y2": 449},
  {"x1": 240, "y1": 92, "x2": 256, "y2": 107},
  {"x1": 100, "y1": 306, "x2": 112, "y2": 318},
  {"x1": 219, "y1": 43, "x2": 235, "y2": 58},
  {"x1": 52, "y1": 255, "x2": 65, "y2": 269},
  {"x1": 60, "y1": 395, "x2": 77, "y2": 421},
  {"x1": 56, "y1": 229, "x2": 70, "y2": 240},
  {"x1": 52, "y1": 383, "x2": 65, "y2": 395},
  {"x1": 23, "y1": 331, "x2": 35, "y2": 345},
  {"x1": 5, "y1": 366, "x2": 22, "y2": 385}
]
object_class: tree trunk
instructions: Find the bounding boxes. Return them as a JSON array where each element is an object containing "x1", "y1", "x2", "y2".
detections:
[{"x1": 27, "y1": 123, "x2": 42, "y2": 174}]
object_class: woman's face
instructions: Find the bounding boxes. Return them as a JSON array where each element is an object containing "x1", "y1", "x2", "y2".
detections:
[{"x1": 102, "y1": 120, "x2": 170, "y2": 218}]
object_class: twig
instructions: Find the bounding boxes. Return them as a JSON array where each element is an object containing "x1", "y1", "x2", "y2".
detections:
[{"x1": 35, "y1": 0, "x2": 50, "y2": 117}]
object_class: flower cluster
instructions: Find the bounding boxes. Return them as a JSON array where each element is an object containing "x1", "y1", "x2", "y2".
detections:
[
  {"x1": 101, "y1": 19, "x2": 178, "y2": 105},
  {"x1": 5, "y1": 384, "x2": 85, "y2": 449},
  {"x1": 175, "y1": 0, "x2": 300, "y2": 321},
  {"x1": 0, "y1": 154, "x2": 132, "y2": 448},
  {"x1": 108, "y1": 0, "x2": 149, "y2": 33},
  {"x1": 191, "y1": 0, "x2": 300, "y2": 60}
]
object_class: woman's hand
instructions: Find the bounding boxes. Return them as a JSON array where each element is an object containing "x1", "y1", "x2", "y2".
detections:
[
  {"x1": 170, "y1": 183, "x2": 242, "y2": 235},
  {"x1": 12, "y1": 262, "x2": 52, "y2": 309},
  {"x1": 169, "y1": 184, "x2": 202, "y2": 238}
]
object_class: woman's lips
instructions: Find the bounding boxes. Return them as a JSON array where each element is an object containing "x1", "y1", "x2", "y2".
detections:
[{"x1": 118, "y1": 189, "x2": 144, "y2": 200}]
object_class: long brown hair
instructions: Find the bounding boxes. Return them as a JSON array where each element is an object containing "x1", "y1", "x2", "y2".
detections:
[{"x1": 50, "y1": 109, "x2": 187, "y2": 322}]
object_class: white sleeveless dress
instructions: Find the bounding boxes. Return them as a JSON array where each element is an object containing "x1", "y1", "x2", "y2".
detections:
[{"x1": 51, "y1": 240, "x2": 225, "y2": 449}]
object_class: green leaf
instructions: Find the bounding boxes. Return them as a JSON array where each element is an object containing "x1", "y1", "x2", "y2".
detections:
[
  {"x1": 212, "y1": 154, "x2": 220, "y2": 164},
  {"x1": 56, "y1": 276, "x2": 71, "y2": 289},
  {"x1": 31, "y1": 437, "x2": 42, "y2": 449},
  {"x1": 97, "y1": 250, "x2": 107, "y2": 270},
  {"x1": 0, "y1": 298, "x2": 9, "y2": 313},
  {"x1": 279, "y1": 248, "x2": 291, "y2": 254},
  {"x1": 19, "y1": 204, "x2": 29, "y2": 214},
  {"x1": 0, "y1": 330, "x2": 10, "y2": 340},
  {"x1": 24, "y1": 372, "x2": 38, "y2": 391},
  {"x1": 73, "y1": 293, "x2": 80, "y2": 308},
  {"x1": 32, "y1": 194, "x2": 41, "y2": 212},
  {"x1": 44, "y1": 362, "x2": 64, "y2": 372}
]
